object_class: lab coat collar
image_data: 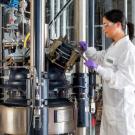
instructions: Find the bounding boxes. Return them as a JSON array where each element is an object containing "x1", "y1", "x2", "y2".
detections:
[{"x1": 113, "y1": 35, "x2": 129, "y2": 45}]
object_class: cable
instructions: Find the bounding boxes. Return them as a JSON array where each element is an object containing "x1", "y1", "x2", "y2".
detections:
[
  {"x1": 49, "y1": 0, "x2": 73, "y2": 28},
  {"x1": 24, "y1": 32, "x2": 30, "y2": 48}
]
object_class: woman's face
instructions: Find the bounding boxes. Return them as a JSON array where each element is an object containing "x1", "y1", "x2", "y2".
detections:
[{"x1": 102, "y1": 17, "x2": 119, "y2": 40}]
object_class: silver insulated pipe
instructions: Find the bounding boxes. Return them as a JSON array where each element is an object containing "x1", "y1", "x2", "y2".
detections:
[
  {"x1": 74, "y1": 0, "x2": 88, "y2": 73},
  {"x1": 30, "y1": 0, "x2": 35, "y2": 69},
  {"x1": 73, "y1": 0, "x2": 90, "y2": 135},
  {"x1": 30, "y1": 0, "x2": 48, "y2": 135},
  {"x1": 34, "y1": 0, "x2": 45, "y2": 81}
]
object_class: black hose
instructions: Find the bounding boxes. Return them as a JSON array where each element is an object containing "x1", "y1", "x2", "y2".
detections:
[{"x1": 49, "y1": 0, "x2": 73, "y2": 27}]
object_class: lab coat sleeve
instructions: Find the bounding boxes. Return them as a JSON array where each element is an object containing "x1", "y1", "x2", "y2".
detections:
[
  {"x1": 96, "y1": 50, "x2": 135, "y2": 89},
  {"x1": 85, "y1": 47, "x2": 106, "y2": 65}
]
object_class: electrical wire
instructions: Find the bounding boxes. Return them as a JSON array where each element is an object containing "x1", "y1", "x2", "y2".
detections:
[
  {"x1": 24, "y1": 32, "x2": 30, "y2": 48},
  {"x1": 49, "y1": 0, "x2": 73, "y2": 28}
]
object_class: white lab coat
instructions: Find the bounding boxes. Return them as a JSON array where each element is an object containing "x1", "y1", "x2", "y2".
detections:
[{"x1": 85, "y1": 36, "x2": 135, "y2": 135}]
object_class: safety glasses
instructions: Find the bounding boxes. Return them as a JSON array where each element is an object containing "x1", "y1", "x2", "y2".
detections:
[{"x1": 102, "y1": 22, "x2": 114, "y2": 29}]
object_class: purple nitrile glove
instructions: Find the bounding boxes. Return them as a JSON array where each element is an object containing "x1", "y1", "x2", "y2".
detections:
[
  {"x1": 84, "y1": 59, "x2": 97, "y2": 69},
  {"x1": 79, "y1": 41, "x2": 88, "y2": 52}
]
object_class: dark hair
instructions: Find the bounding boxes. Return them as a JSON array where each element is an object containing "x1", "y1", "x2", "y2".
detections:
[{"x1": 104, "y1": 9, "x2": 134, "y2": 40}]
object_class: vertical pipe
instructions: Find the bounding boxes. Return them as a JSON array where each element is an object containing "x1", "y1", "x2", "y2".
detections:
[
  {"x1": 74, "y1": 0, "x2": 87, "y2": 41},
  {"x1": 34, "y1": 0, "x2": 45, "y2": 81},
  {"x1": 30, "y1": 0, "x2": 35, "y2": 68},
  {"x1": 32, "y1": 1, "x2": 48, "y2": 135},
  {"x1": 132, "y1": 0, "x2": 135, "y2": 44},
  {"x1": 41, "y1": 24, "x2": 49, "y2": 134},
  {"x1": 74, "y1": 0, "x2": 88, "y2": 73},
  {"x1": 29, "y1": 1, "x2": 35, "y2": 135},
  {"x1": 50, "y1": 0, "x2": 55, "y2": 39},
  {"x1": 72, "y1": 73, "x2": 90, "y2": 135},
  {"x1": 74, "y1": 1, "x2": 90, "y2": 135},
  {"x1": 0, "y1": 7, "x2": 2, "y2": 69},
  {"x1": 0, "y1": 7, "x2": 3, "y2": 103},
  {"x1": 124, "y1": 0, "x2": 128, "y2": 34},
  {"x1": 62, "y1": 0, "x2": 67, "y2": 37},
  {"x1": 131, "y1": 0, "x2": 135, "y2": 24},
  {"x1": 56, "y1": 0, "x2": 60, "y2": 37},
  {"x1": 88, "y1": 1, "x2": 96, "y2": 135},
  {"x1": 88, "y1": 0, "x2": 95, "y2": 47}
]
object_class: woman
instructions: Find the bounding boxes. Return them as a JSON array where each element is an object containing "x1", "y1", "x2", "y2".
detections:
[{"x1": 80, "y1": 9, "x2": 135, "y2": 135}]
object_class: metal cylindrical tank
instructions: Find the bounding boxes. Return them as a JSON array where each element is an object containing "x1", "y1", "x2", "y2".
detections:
[
  {"x1": 0, "y1": 105, "x2": 28, "y2": 135},
  {"x1": 48, "y1": 99, "x2": 75, "y2": 134},
  {"x1": 0, "y1": 99, "x2": 75, "y2": 135}
]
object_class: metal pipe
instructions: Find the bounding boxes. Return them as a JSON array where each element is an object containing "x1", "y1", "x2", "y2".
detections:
[
  {"x1": 74, "y1": 0, "x2": 87, "y2": 41},
  {"x1": 34, "y1": 0, "x2": 45, "y2": 81},
  {"x1": 62, "y1": 0, "x2": 67, "y2": 37},
  {"x1": 132, "y1": 0, "x2": 135, "y2": 44},
  {"x1": 132, "y1": 0, "x2": 135, "y2": 24},
  {"x1": 50, "y1": 0, "x2": 55, "y2": 39},
  {"x1": 74, "y1": 0, "x2": 88, "y2": 73},
  {"x1": 73, "y1": 1, "x2": 91, "y2": 135},
  {"x1": 124, "y1": 0, "x2": 128, "y2": 34},
  {"x1": 30, "y1": 0, "x2": 35, "y2": 68},
  {"x1": 56, "y1": 0, "x2": 60, "y2": 37},
  {"x1": 32, "y1": 1, "x2": 48, "y2": 135},
  {"x1": 88, "y1": 0, "x2": 95, "y2": 47},
  {"x1": 0, "y1": 7, "x2": 2, "y2": 70},
  {"x1": 72, "y1": 73, "x2": 90, "y2": 135}
]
